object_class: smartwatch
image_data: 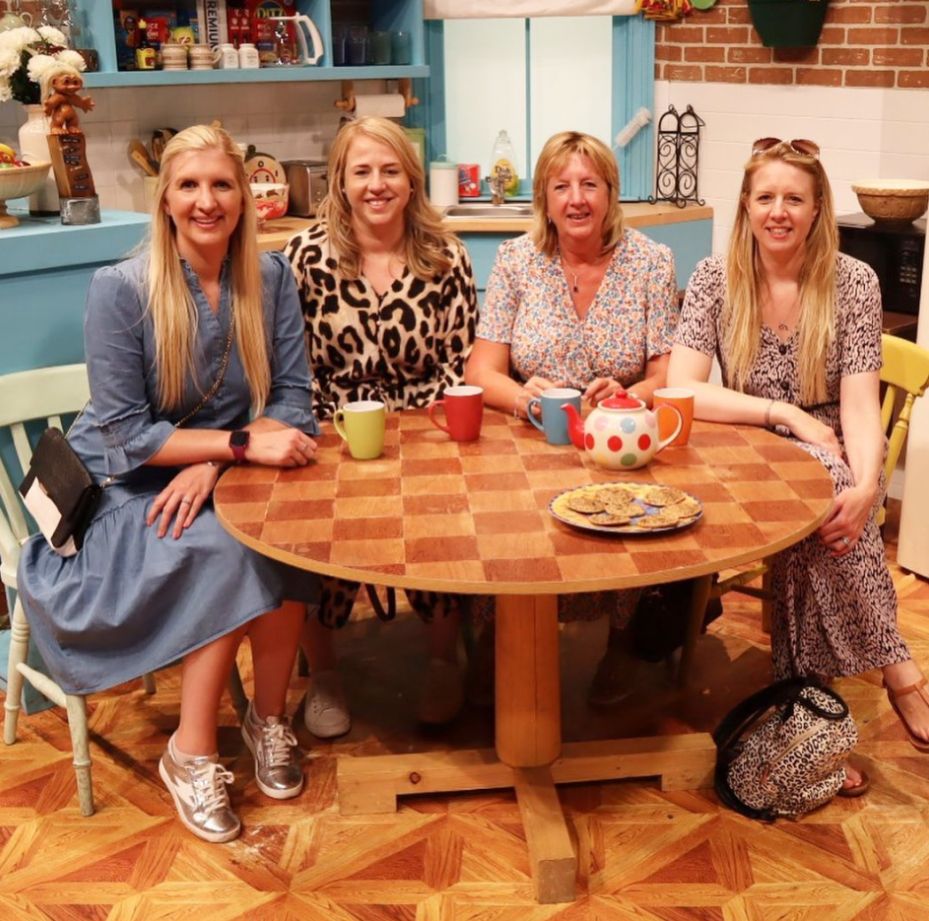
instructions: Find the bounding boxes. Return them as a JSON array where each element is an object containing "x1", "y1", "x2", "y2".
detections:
[{"x1": 229, "y1": 430, "x2": 250, "y2": 464}]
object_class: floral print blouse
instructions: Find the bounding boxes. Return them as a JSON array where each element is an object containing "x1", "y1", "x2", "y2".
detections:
[{"x1": 477, "y1": 229, "x2": 678, "y2": 389}]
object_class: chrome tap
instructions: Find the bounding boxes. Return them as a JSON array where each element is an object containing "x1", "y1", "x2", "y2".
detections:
[{"x1": 486, "y1": 165, "x2": 513, "y2": 205}]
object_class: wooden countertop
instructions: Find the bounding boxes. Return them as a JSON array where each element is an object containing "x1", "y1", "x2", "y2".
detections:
[{"x1": 256, "y1": 201, "x2": 713, "y2": 251}]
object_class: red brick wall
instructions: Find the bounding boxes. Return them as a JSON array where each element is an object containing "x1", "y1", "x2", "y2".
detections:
[{"x1": 655, "y1": 0, "x2": 929, "y2": 89}]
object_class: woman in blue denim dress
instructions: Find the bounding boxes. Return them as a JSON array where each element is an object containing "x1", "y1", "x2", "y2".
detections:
[{"x1": 17, "y1": 126, "x2": 320, "y2": 843}]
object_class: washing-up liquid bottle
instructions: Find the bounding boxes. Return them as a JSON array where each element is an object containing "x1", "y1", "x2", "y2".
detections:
[{"x1": 490, "y1": 130, "x2": 520, "y2": 196}]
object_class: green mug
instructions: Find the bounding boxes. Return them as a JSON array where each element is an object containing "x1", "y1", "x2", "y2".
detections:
[{"x1": 332, "y1": 400, "x2": 386, "y2": 460}]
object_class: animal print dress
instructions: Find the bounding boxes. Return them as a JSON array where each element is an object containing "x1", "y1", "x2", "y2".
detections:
[
  {"x1": 285, "y1": 223, "x2": 479, "y2": 628},
  {"x1": 677, "y1": 254, "x2": 909, "y2": 680}
]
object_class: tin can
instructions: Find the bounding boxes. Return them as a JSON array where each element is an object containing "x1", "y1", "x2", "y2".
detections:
[
  {"x1": 135, "y1": 46, "x2": 156, "y2": 70},
  {"x1": 458, "y1": 163, "x2": 480, "y2": 199}
]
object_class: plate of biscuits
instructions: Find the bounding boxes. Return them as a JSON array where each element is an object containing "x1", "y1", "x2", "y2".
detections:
[{"x1": 550, "y1": 483, "x2": 702, "y2": 536}]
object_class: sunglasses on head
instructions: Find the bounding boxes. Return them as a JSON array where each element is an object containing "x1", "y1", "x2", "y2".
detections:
[{"x1": 752, "y1": 137, "x2": 821, "y2": 159}]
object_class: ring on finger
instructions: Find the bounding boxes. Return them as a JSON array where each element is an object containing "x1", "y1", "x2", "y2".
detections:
[
  {"x1": 841, "y1": 536, "x2": 850, "y2": 547},
  {"x1": 180, "y1": 498, "x2": 193, "y2": 506}
]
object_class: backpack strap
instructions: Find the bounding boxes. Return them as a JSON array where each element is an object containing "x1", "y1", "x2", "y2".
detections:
[{"x1": 713, "y1": 677, "x2": 816, "y2": 754}]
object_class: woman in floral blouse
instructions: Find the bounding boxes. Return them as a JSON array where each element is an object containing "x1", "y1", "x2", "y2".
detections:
[
  {"x1": 465, "y1": 130, "x2": 679, "y2": 705},
  {"x1": 285, "y1": 116, "x2": 479, "y2": 735}
]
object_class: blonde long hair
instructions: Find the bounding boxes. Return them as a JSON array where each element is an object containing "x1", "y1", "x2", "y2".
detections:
[
  {"x1": 725, "y1": 142, "x2": 839, "y2": 405},
  {"x1": 147, "y1": 125, "x2": 270, "y2": 415},
  {"x1": 316, "y1": 116, "x2": 453, "y2": 279},
  {"x1": 531, "y1": 131, "x2": 625, "y2": 258}
]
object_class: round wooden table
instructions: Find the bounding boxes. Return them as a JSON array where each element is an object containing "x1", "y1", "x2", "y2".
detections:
[{"x1": 215, "y1": 410, "x2": 833, "y2": 902}]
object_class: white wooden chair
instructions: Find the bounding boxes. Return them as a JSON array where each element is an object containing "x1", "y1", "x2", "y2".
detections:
[{"x1": 1, "y1": 364, "x2": 247, "y2": 817}]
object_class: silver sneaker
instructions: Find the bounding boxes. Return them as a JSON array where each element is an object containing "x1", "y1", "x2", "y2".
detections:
[
  {"x1": 304, "y1": 669, "x2": 351, "y2": 738},
  {"x1": 159, "y1": 745, "x2": 240, "y2": 844},
  {"x1": 241, "y1": 701, "x2": 304, "y2": 800}
]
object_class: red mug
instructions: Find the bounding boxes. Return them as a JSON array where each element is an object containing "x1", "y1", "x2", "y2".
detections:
[{"x1": 427, "y1": 385, "x2": 484, "y2": 442}]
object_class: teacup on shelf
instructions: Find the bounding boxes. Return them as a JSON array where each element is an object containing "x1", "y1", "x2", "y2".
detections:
[{"x1": 250, "y1": 182, "x2": 289, "y2": 225}]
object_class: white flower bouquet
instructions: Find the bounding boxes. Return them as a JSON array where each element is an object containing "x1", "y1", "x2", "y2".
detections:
[{"x1": 0, "y1": 26, "x2": 85, "y2": 105}]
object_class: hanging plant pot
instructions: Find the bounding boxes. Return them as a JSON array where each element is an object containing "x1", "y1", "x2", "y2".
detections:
[{"x1": 748, "y1": 0, "x2": 830, "y2": 49}]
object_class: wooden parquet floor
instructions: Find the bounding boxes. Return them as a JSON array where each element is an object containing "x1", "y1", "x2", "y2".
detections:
[{"x1": 3, "y1": 504, "x2": 929, "y2": 921}]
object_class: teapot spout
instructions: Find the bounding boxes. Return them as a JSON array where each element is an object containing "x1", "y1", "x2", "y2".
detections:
[{"x1": 561, "y1": 403, "x2": 585, "y2": 449}]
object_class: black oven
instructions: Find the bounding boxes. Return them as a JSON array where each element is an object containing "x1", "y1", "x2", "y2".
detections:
[{"x1": 837, "y1": 213, "x2": 925, "y2": 316}]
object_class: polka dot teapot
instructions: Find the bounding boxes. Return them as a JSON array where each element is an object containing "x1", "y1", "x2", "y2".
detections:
[{"x1": 562, "y1": 392, "x2": 683, "y2": 471}]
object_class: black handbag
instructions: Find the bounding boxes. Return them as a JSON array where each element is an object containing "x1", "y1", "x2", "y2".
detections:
[{"x1": 18, "y1": 427, "x2": 102, "y2": 557}]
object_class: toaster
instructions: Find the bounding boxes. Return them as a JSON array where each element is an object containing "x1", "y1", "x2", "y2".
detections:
[{"x1": 282, "y1": 159, "x2": 328, "y2": 217}]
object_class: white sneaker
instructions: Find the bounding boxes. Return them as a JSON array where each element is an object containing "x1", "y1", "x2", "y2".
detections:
[{"x1": 304, "y1": 669, "x2": 351, "y2": 738}]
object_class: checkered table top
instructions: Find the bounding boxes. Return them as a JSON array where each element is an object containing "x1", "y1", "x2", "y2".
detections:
[{"x1": 214, "y1": 411, "x2": 833, "y2": 595}]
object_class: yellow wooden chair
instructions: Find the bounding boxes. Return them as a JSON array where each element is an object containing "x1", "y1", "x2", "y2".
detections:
[
  {"x1": 877, "y1": 333, "x2": 929, "y2": 526},
  {"x1": 0, "y1": 364, "x2": 247, "y2": 816},
  {"x1": 678, "y1": 333, "x2": 929, "y2": 683}
]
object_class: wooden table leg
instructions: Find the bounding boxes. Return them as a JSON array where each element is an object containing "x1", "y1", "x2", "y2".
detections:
[
  {"x1": 514, "y1": 766, "x2": 577, "y2": 903},
  {"x1": 495, "y1": 593, "x2": 561, "y2": 767},
  {"x1": 496, "y1": 593, "x2": 576, "y2": 902}
]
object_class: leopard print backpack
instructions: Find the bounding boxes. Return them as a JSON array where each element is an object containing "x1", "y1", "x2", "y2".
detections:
[{"x1": 713, "y1": 678, "x2": 859, "y2": 820}]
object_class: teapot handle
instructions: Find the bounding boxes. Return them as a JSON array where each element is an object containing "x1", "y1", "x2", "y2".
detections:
[{"x1": 654, "y1": 404, "x2": 683, "y2": 453}]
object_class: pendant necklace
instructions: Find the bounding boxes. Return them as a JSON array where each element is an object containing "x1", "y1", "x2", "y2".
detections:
[{"x1": 567, "y1": 269, "x2": 579, "y2": 293}]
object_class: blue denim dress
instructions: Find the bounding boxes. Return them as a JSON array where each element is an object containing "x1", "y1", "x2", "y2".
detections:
[{"x1": 17, "y1": 250, "x2": 320, "y2": 695}]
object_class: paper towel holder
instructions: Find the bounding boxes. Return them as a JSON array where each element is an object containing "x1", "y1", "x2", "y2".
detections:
[{"x1": 335, "y1": 79, "x2": 419, "y2": 113}]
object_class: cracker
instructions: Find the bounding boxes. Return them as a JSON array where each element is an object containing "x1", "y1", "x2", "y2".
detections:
[
  {"x1": 565, "y1": 493, "x2": 606, "y2": 514},
  {"x1": 589, "y1": 510, "x2": 635, "y2": 527},
  {"x1": 633, "y1": 511, "x2": 679, "y2": 529},
  {"x1": 603, "y1": 497, "x2": 645, "y2": 517},
  {"x1": 641, "y1": 486, "x2": 687, "y2": 507},
  {"x1": 673, "y1": 497, "x2": 702, "y2": 519}
]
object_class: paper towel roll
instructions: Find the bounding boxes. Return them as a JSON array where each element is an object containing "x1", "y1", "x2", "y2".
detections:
[{"x1": 354, "y1": 94, "x2": 406, "y2": 118}]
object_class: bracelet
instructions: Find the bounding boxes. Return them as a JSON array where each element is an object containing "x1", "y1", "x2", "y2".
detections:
[{"x1": 764, "y1": 399, "x2": 776, "y2": 429}]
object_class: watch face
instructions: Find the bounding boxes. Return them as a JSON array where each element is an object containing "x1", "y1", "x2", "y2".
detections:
[{"x1": 230, "y1": 431, "x2": 249, "y2": 448}]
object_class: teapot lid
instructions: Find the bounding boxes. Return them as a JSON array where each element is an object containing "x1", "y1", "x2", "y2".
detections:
[{"x1": 600, "y1": 392, "x2": 643, "y2": 409}]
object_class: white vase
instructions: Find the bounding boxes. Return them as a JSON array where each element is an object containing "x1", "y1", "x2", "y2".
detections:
[{"x1": 18, "y1": 104, "x2": 60, "y2": 215}]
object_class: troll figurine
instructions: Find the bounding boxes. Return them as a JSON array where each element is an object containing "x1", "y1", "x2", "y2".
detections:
[{"x1": 42, "y1": 65, "x2": 95, "y2": 135}]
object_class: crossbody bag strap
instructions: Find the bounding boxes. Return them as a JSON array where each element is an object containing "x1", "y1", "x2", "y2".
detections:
[
  {"x1": 174, "y1": 321, "x2": 235, "y2": 429},
  {"x1": 364, "y1": 584, "x2": 397, "y2": 622}
]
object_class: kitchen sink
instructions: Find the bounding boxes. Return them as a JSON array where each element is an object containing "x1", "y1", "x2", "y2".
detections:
[{"x1": 444, "y1": 203, "x2": 534, "y2": 218}]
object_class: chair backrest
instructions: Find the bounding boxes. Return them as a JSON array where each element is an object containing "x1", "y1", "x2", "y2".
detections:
[
  {"x1": 0, "y1": 364, "x2": 91, "y2": 588},
  {"x1": 879, "y1": 334, "x2": 929, "y2": 525}
]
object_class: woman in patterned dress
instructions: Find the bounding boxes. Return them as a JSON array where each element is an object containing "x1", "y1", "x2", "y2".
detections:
[
  {"x1": 668, "y1": 137, "x2": 929, "y2": 793},
  {"x1": 284, "y1": 117, "x2": 479, "y2": 734},
  {"x1": 17, "y1": 126, "x2": 320, "y2": 842},
  {"x1": 465, "y1": 131, "x2": 680, "y2": 705}
]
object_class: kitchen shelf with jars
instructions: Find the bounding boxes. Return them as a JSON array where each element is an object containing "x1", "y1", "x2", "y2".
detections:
[{"x1": 78, "y1": 0, "x2": 427, "y2": 88}]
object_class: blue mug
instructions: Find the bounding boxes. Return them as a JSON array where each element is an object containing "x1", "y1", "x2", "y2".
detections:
[{"x1": 527, "y1": 387, "x2": 582, "y2": 445}]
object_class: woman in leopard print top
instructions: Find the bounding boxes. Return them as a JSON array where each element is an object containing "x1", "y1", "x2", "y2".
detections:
[
  {"x1": 284, "y1": 117, "x2": 479, "y2": 735},
  {"x1": 669, "y1": 138, "x2": 929, "y2": 791}
]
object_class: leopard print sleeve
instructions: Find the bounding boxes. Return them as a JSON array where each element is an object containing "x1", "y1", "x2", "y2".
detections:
[
  {"x1": 394, "y1": 238, "x2": 479, "y2": 409},
  {"x1": 677, "y1": 256, "x2": 725, "y2": 359},
  {"x1": 282, "y1": 224, "x2": 338, "y2": 420},
  {"x1": 836, "y1": 254, "x2": 883, "y2": 378}
]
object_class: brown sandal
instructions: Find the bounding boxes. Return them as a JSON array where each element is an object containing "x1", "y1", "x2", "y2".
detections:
[
  {"x1": 884, "y1": 677, "x2": 929, "y2": 753},
  {"x1": 836, "y1": 766, "x2": 871, "y2": 798}
]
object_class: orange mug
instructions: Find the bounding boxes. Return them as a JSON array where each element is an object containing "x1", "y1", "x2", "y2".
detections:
[{"x1": 653, "y1": 387, "x2": 694, "y2": 447}]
